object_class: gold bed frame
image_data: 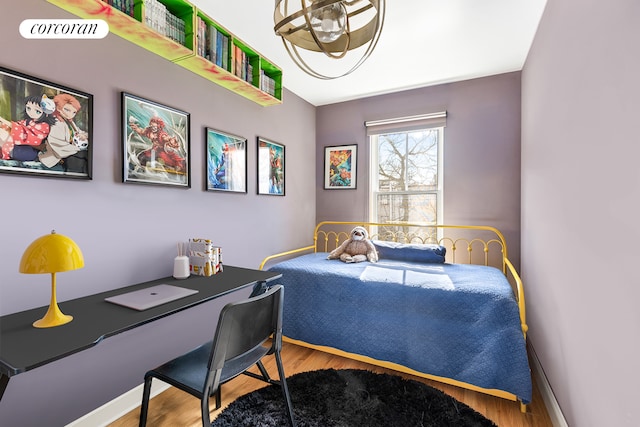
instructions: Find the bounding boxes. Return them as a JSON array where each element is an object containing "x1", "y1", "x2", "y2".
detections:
[{"x1": 259, "y1": 221, "x2": 528, "y2": 411}]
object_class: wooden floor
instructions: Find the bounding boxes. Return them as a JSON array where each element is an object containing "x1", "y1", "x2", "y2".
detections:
[{"x1": 109, "y1": 341, "x2": 553, "y2": 427}]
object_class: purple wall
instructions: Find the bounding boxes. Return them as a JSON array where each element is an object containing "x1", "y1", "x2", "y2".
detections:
[
  {"x1": 12, "y1": 0, "x2": 634, "y2": 426},
  {"x1": 316, "y1": 72, "x2": 522, "y2": 268},
  {"x1": 1, "y1": 1, "x2": 315, "y2": 425},
  {"x1": 522, "y1": 0, "x2": 640, "y2": 425}
]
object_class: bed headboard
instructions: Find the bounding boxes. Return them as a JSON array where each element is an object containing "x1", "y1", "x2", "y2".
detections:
[{"x1": 314, "y1": 221, "x2": 509, "y2": 269}]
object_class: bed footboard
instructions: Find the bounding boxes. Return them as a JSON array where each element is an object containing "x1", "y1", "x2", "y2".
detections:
[{"x1": 259, "y1": 245, "x2": 315, "y2": 270}]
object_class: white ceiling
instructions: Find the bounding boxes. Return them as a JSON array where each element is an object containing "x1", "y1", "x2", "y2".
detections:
[{"x1": 190, "y1": 1, "x2": 548, "y2": 106}]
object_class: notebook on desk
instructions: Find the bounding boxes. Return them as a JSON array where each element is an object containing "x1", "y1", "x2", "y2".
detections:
[{"x1": 104, "y1": 284, "x2": 198, "y2": 311}]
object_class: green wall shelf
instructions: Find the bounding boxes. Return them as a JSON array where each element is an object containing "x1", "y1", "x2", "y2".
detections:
[{"x1": 47, "y1": 0, "x2": 283, "y2": 106}]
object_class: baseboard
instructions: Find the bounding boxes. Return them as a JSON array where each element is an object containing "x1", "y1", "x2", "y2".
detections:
[
  {"x1": 65, "y1": 381, "x2": 170, "y2": 427},
  {"x1": 528, "y1": 341, "x2": 569, "y2": 427}
]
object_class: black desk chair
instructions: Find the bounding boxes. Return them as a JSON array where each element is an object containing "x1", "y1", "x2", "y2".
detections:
[{"x1": 139, "y1": 285, "x2": 295, "y2": 427}]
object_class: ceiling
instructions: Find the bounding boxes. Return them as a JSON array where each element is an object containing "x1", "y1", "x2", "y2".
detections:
[{"x1": 190, "y1": 1, "x2": 548, "y2": 106}]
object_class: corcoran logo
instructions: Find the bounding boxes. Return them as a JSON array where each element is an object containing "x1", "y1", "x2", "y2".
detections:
[{"x1": 19, "y1": 19, "x2": 109, "y2": 39}]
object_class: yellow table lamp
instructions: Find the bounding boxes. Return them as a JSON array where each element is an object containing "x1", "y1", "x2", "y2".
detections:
[{"x1": 19, "y1": 230, "x2": 85, "y2": 328}]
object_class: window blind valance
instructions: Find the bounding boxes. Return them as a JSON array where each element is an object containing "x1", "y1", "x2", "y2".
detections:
[{"x1": 365, "y1": 111, "x2": 447, "y2": 135}]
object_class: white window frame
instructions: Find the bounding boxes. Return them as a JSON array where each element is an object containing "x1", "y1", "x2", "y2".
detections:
[{"x1": 366, "y1": 112, "x2": 446, "y2": 226}]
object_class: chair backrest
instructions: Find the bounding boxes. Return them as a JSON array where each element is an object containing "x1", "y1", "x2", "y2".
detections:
[{"x1": 207, "y1": 285, "x2": 284, "y2": 375}]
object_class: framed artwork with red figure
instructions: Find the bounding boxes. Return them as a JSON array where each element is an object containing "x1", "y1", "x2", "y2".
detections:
[{"x1": 122, "y1": 92, "x2": 190, "y2": 188}]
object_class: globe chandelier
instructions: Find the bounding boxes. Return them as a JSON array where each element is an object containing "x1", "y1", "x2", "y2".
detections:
[{"x1": 274, "y1": 0, "x2": 386, "y2": 79}]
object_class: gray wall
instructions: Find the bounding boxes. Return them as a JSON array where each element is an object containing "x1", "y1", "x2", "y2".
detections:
[
  {"x1": 316, "y1": 72, "x2": 523, "y2": 268},
  {"x1": 0, "y1": 1, "x2": 315, "y2": 425},
  {"x1": 522, "y1": 0, "x2": 640, "y2": 426}
]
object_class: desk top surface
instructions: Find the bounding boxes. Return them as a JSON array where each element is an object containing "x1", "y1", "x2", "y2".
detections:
[{"x1": 0, "y1": 266, "x2": 281, "y2": 376}]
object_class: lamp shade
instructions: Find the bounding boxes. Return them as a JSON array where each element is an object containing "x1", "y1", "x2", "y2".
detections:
[{"x1": 19, "y1": 230, "x2": 84, "y2": 274}]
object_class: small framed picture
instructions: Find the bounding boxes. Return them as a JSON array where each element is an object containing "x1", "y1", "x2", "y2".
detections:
[
  {"x1": 257, "y1": 136, "x2": 285, "y2": 196},
  {"x1": 324, "y1": 144, "x2": 357, "y2": 189},
  {"x1": 122, "y1": 92, "x2": 190, "y2": 187},
  {"x1": 0, "y1": 66, "x2": 93, "y2": 179},
  {"x1": 206, "y1": 128, "x2": 247, "y2": 193}
]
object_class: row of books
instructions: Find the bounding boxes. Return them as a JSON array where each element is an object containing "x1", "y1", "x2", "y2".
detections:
[
  {"x1": 143, "y1": 0, "x2": 186, "y2": 46},
  {"x1": 102, "y1": 0, "x2": 135, "y2": 17},
  {"x1": 196, "y1": 16, "x2": 277, "y2": 95},
  {"x1": 196, "y1": 16, "x2": 230, "y2": 71},
  {"x1": 260, "y1": 71, "x2": 277, "y2": 97},
  {"x1": 233, "y1": 45, "x2": 254, "y2": 84}
]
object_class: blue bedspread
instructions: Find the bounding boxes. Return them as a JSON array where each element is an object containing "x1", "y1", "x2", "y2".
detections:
[{"x1": 267, "y1": 252, "x2": 532, "y2": 403}]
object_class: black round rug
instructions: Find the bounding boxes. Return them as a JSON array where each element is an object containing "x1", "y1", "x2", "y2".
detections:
[{"x1": 211, "y1": 369, "x2": 497, "y2": 427}]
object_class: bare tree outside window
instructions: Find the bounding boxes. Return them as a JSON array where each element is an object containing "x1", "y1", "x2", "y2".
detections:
[{"x1": 370, "y1": 128, "x2": 442, "y2": 242}]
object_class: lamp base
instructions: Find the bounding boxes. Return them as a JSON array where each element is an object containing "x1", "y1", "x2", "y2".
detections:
[{"x1": 33, "y1": 303, "x2": 73, "y2": 328}]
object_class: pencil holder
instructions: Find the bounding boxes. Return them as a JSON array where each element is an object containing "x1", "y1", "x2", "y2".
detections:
[{"x1": 173, "y1": 255, "x2": 190, "y2": 279}]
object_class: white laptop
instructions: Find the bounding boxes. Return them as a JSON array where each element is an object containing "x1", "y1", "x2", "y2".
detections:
[{"x1": 105, "y1": 284, "x2": 198, "y2": 311}]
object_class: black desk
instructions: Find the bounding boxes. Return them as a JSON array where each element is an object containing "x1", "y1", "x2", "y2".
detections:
[{"x1": 0, "y1": 265, "x2": 281, "y2": 399}]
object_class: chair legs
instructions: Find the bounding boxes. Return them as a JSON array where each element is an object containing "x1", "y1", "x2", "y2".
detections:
[
  {"x1": 137, "y1": 286, "x2": 292, "y2": 427},
  {"x1": 138, "y1": 375, "x2": 153, "y2": 427},
  {"x1": 214, "y1": 386, "x2": 221, "y2": 410},
  {"x1": 238, "y1": 357, "x2": 296, "y2": 426},
  {"x1": 274, "y1": 351, "x2": 296, "y2": 427},
  {"x1": 139, "y1": 361, "x2": 295, "y2": 427},
  {"x1": 201, "y1": 392, "x2": 213, "y2": 427}
]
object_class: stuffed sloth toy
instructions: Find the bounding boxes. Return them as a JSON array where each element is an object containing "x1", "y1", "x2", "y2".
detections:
[{"x1": 327, "y1": 226, "x2": 378, "y2": 263}]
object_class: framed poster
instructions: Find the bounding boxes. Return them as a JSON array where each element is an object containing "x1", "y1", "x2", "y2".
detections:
[
  {"x1": 257, "y1": 136, "x2": 285, "y2": 196},
  {"x1": 0, "y1": 66, "x2": 93, "y2": 179},
  {"x1": 206, "y1": 127, "x2": 247, "y2": 193},
  {"x1": 324, "y1": 144, "x2": 357, "y2": 189},
  {"x1": 122, "y1": 92, "x2": 190, "y2": 187}
]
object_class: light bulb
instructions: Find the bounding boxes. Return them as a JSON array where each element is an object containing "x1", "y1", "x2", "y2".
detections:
[{"x1": 309, "y1": 2, "x2": 346, "y2": 43}]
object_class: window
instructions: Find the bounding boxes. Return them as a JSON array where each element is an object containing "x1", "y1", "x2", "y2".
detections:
[{"x1": 367, "y1": 113, "x2": 445, "y2": 226}]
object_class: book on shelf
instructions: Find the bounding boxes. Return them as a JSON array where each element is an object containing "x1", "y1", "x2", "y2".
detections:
[
  {"x1": 196, "y1": 16, "x2": 206, "y2": 58},
  {"x1": 215, "y1": 30, "x2": 223, "y2": 66},
  {"x1": 208, "y1": 23, "x2": 218, "y2": 63},
  {"x1": 234, "y1": 45, "x2": 241, "y2": 79},
  {"x1": 221, "y1": 33, "x2": 229, "y2": 71},
  {"x1": 247, "y1": 63, "x2": 253, "y2": 84}
]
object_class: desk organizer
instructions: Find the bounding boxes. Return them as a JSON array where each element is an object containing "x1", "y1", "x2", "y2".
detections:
[{"x1": 189, "y1": 238, "x2": 222, "y2": 276}]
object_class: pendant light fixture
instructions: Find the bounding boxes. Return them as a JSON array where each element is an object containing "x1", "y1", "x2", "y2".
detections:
[{"x1": 274, "y1": 0, "x2": 385, "y2": 79}]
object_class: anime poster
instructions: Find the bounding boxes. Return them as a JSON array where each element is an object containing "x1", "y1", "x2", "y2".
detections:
[
  {"x1": 324, "y1": 144, "x2": 357, "y2": 189},
  {"x1": 206, "y1": 128, "x2": 247, "y2": 193},
  {"x1": 122, "y1": 92, "x2": 189, "y2": 187},
  {"x1": 0, "y1": 66, "x2": 92, "y2": 179},
  {"x1": 257, "y1": 136, "x2": 284, "y2": 196}
]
